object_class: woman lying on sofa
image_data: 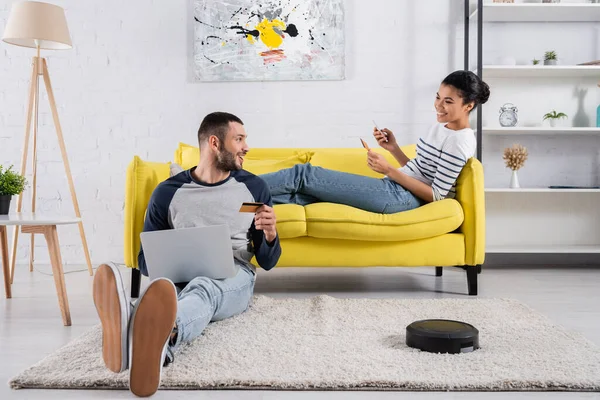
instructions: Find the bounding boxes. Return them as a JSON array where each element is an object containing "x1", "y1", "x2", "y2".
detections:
[{"x1": 260, "y1": 70, "x2": 490, "y2": 214}]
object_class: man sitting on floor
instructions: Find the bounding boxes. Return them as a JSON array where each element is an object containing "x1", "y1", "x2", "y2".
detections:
[{"x1": 92, "y1": 111, "x2": 281, "y2": 397}]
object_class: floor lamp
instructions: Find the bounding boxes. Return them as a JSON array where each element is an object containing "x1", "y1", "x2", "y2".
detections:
[{"x1": 2, "y1": 1, "x2": 93, "y2": 280}]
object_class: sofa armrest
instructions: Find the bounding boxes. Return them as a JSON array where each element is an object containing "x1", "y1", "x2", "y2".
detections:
[
  {"x1": 454, "y1": 157, "x2": 485, "y2": 266},
  {"x1": 124, "y1": 156, "x2": 171, "y2": 269}
]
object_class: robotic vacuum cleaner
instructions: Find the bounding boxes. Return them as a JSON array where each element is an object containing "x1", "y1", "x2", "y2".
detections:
[{"x1": 406, "y1": 319, "x2": 479, "y2": 354}]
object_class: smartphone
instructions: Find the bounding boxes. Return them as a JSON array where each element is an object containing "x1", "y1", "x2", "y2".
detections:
[
  {"x1": 372, "y1": 119, "x2": 388, "y2": 142},
  {"x1": 372, "y1": 120, "x2": 381, "y2": 132},
  {"x1": 359, "y1": 138, "x2": 370, "y2": 150},
  {"x1": 239, "y1": 202, "x2": 264, "y2": 213}
]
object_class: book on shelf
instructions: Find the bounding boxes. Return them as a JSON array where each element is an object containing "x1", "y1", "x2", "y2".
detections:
[
  {"x1": 548, "y1": 185, "x2": 600, "y2": 189},
  {"x1": 577, "y1": 60, "x2": 600, "y2": 66}
]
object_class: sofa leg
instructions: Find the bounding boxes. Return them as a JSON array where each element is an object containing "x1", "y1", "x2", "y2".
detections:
[
  {"x1": 131, "y1": 268, "x2": 141, "y2": 298},
  {"x1": 463, "y1": 265, "x2": 479, "y2": 296},
  {"x1": 435, "y1": 267, "x2": 443, "y2": 277},
  {"x1": 477, "y1": 265, "x2": 482, "y2": 274}
]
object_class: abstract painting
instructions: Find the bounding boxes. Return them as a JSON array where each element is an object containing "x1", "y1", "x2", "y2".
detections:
[{"x1": 193, "y1": 0, "x2": 345, "y2": 81}]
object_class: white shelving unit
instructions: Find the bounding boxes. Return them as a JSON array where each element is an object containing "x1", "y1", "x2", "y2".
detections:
[
  {"x1": 485, "y1": 189, "x2": 600, "y2": 255},
  {"x1": 483, "y1": 127, "x2": 600, "y2": 135},
  {"x1": 474, "y1": 2, "x2": 600, "y2": 256},
  {"x1": 485, "y1": 188, "x2": 600, "y2": 193},
  {"x1": 470, "y1": 3, "x2": 600, "y2": 22},
  {"x1": 487, "y1": 245, "x2": 600, "y2": 254},
  {"x1": 483, "y1": 65, "x2": 600, "y2": 78}
]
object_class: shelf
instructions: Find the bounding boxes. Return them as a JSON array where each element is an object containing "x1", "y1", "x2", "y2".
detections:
[
  {"x1": 486, "y1": 245, "x2": 600, "y2": 254},
  {"x1": 470, "y1": 3, "x2": 600, "y2": 22},
  {"x1": 470, "y1": 4, "x2": 600, "y2": 256},
  {"x1": 483, "y1": 127, "x2": 600, "y2": 135},
  {"x1": 482, "y1": 65, "x2": 600, "y2": 78},
  {"x1": 485, "y1": 188, "x2": 600, "y2": 193}
]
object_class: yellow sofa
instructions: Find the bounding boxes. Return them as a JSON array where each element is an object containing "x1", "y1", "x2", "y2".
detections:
[{"x1": 124, "y1": 142, "x2": 485, "y2": 297}]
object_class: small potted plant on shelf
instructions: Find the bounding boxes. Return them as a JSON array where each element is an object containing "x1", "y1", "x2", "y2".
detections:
[
  {"x1": 532, "y1": 58, "x2": 540, "y2": 65},
  {"x1": 543, "y1": 110, "x2": 568, "y2": 127},
  {"x1": 0, "y1": 165, "x2": 27, "y2": 215},
  {"x1": 544, "y1": 50, "x2": 558, "y2": 65}
]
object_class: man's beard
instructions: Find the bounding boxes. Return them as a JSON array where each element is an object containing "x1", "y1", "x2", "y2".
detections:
[{"x1": 215, "y1": 146, "x2": 242, "y2": 172}]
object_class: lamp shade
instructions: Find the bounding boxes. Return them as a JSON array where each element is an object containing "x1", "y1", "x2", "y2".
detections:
[{"x1": 2, "y1": 1, "x2": 72, "y2": 50}]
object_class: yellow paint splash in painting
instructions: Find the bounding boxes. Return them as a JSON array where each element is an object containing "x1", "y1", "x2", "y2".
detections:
[{"x1": 255, "y1": 18, "x2": 286, "y2": 49}]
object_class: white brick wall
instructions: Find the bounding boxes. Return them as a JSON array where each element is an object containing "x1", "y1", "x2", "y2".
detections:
[{"x1": 1, "y1": 0, "x2": 598, "y2": 265}]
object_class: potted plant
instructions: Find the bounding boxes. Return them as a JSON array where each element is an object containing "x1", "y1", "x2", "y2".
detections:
[
  {"x1": 532, "y1": 58, "x2": 540, "y2": 65},
  {"x1": 544, "y1": 51, "x2": 558, "y2": 66},
  {"x1": 0, "y1": 165, "x2": 27, "y2": 215},
  {"x1": 543, "y1": 110, "x2": 568, "y2": 127}
]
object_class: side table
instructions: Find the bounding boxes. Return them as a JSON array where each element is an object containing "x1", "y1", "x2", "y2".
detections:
[{"x1": 1, "y1": 213, "x2": 82, "y2": 326}]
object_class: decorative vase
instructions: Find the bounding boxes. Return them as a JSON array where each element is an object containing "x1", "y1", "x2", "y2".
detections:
[
  {"x1": 573, "y1": 87, "x2": 589, "y2": 128},
  {"x1": 596, "y1": 104, "x2": 600, "y2": 127},
  {"x1": 544, "y1": 59, "x2": 557, "y2": 66},
  {"x1": 0, "y1": 195, "x2": 11, "y2": 215},
  {"x1": 510, "y1": 170, "x2": 520, "y2": 189}
]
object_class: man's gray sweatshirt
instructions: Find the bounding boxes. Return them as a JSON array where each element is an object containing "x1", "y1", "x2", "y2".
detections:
[{"x1": 138, "y1": 167, "x2": 281, "y2": 277}]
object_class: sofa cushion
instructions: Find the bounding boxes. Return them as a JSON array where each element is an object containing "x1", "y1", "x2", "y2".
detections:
[
  {"x1": 272, "y1": 204, "x2": 307, "y2": 239},
  {"x1": 174, "y1": 142, "x2": 200, "y2": 168},
  {"x1": 245, "y1": 155, "x2": 311, "y2": 175},
  {"x1": 170, "y1": 162, "x2": 185, "y2": 176},
  {"x1": 304, "y1": 199, "x2": 463, "y2": 242},
  {"x1": 308, "y1": 145, "x2": 416, "y2": 178}
]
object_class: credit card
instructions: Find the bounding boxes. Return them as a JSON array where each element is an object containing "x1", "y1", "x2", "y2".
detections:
[{"x1": 239, "y1": 202, "x2": 264, "y2": 213}]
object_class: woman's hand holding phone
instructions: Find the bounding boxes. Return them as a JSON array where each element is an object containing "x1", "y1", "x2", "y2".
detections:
[{"x1": 373, "y1": 126, "x2": 398, "y2": 152}]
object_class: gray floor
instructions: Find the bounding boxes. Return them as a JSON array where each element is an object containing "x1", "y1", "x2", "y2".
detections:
[{"x1": 1, "y1": 264, "x2": 599, "y2": 399}]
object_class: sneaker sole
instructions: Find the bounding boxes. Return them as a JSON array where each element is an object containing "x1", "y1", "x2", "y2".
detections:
[
  {"x1": 92, "y1": 263, "x2": 129, "y2": 373},
  {"x1": 129, "y1": 278, "x2": 177, "y2": 397}
]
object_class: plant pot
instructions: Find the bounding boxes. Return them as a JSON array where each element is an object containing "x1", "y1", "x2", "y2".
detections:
[
  {"x1": 510, "y1": 170, "x2": 520, "y2": 189},
  {"x1": 548, "y1": 119, "x2": 556, "y2": 127},
  {"x1": 544, "y1": 59, "x2": 557, "y2": 66},
  {"x1": 0, "y1": 195, "x2": 12, "y2": 215}
]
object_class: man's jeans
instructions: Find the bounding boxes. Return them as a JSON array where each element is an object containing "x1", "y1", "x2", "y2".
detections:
[
  {"x1": 166, "y1": 263, "x2": 255, "y2": 362},
  {"x1": 261, "y1": 163, "x2": 424, "y2": 214}
]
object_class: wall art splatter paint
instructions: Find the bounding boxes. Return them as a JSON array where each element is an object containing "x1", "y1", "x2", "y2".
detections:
[{"x1": 193, "y1": 0, "x2": 345, "y2": 81}]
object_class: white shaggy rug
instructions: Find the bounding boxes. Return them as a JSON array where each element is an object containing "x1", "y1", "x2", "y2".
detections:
[{"x1": 9, "y1": 295, "x2": 600, "y2": 392}]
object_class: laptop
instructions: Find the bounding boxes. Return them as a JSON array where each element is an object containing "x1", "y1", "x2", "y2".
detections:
[{"x1": 139, "y1": 224, "x2": 238, "y2": 283}]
